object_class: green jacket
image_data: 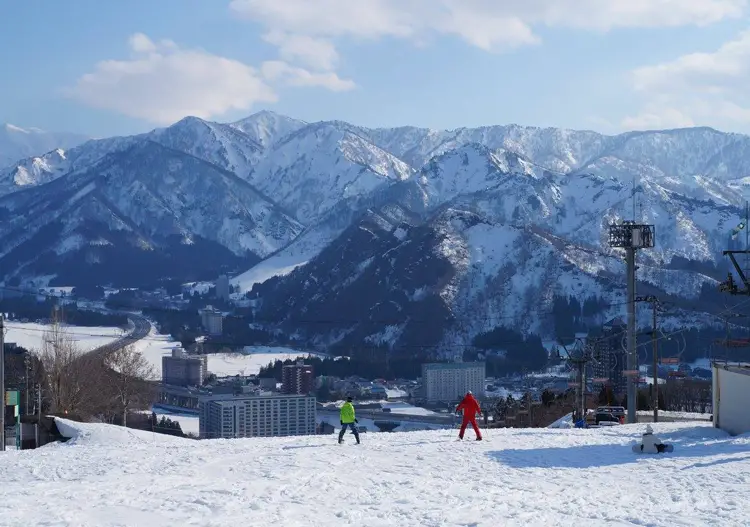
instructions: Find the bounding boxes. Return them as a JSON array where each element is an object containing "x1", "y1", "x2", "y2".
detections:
[{"x1": 340, "y1": 401, "x2": 356, "y2": 424}]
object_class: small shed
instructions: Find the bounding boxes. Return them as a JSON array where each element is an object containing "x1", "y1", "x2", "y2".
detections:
[{"x1": 712, "y1": 363, "x2": 750, "y2": 435}]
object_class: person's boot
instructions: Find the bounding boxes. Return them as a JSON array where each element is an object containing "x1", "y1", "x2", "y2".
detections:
[{"x1": 476, "y1": 437, "x2": 483, "y2": 441}]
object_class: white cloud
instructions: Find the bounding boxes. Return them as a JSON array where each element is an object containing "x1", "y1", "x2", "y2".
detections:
[
  {"x1": 66, "y1": 34, "x2": 277, "y2": 124},
  {"x1": 621, "y1": 107, "x2": 696, "y2": 130},
  {"x1": 261, "y1": 61, "x2": 355, "y2": 91},
  {"x1": 263, "y1": 31, "x2": 340, "y2": 71},
  {"x1": 230, "y1": 0, "x2": 746, "y2": 52},
  {"x1": 622, "y1": 30, "x2": 750, "y2": 131},
  {"x1": 230, "y1": 0, "x2": 747, "y2": 124}
]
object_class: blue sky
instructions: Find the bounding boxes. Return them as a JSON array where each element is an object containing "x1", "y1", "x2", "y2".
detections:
[{"x1": 1, "y1": 0, "x2": 749, "y2": 138}]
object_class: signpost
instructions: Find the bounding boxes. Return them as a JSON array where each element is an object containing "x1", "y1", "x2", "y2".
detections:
[{"x1": 4, "y1": 390, "x2": 19, "y2": 450}]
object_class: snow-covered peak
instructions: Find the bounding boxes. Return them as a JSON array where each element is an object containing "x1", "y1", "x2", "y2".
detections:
[
  {"x1": 230, "y1": 110, "x2": 307, "y2": 148},
  {"x1": 0, "y1": 148, "x2": 71, "y2": 194},
  {"x1": 418, "y1": 143, "x2": 540, "y2": 206},
  {"x1": 248, "y1": 121, "x2": 414, "y2": 223},
  {"x1": 148, "y1": 116, "x2": 263, "y2": 178},
  {"x1": 0, "y1": 124, "x2": 88, "y2": 168}
]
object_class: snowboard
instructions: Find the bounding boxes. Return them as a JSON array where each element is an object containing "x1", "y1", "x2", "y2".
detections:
[{"x1": 632, "y1": 443, "x2": 673, "y2": 453}]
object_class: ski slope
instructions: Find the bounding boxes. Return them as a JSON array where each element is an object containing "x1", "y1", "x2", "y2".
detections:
[{"x1": 2, "y1": 420, "x2": 749, "y2": 526}]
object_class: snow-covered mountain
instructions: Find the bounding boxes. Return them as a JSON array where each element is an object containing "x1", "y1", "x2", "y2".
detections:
[
  {"x1": 0, "y1": 123, "x2": 88, "y2": 168},
  {"x1": 230, "y1": 110, "x2": 307, "y2": 148},
  {"x1": 247, "y1": 122, "x2": 414, "y2": 224},
  {"x1": 149, "y1": 116, "x2": 264, "y2": 178},
  {"x1": 0, "y1": 116, "x2": 267, "y2": 196},
  {"x1": 2, "y1": 111, "x2": 749, "y2": 347},
  {"x1": 249, "y1": 138, "x2": 742, "y2": 352},
  {"x1": 0, "y1": 140, "x2": 302, "y2": 286}
]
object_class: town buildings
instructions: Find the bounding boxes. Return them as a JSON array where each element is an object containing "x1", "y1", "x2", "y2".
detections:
[
  {"x1": 281, "y1": 361, "x2": 314, "y2": 395},
  {"x1": 421, "y1": 362, "x2": 485, "y2": 402},
  {"x1": 199, "y1": 305, "x2": 223, "y2": 336},
  {"x1": 162, "y1": 347, "x2": 207, "y2": 387},
  {"x1": 198, "y1": 393, "x2": 316, "y2": 439},
  {"x1": 591, "y1": 318, "x2": 628, "y2": 396}
]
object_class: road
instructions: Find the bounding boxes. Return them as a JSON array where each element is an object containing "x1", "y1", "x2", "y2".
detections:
[{"x1": 87, "y1": 313, "x2": 151, "y2": 357}]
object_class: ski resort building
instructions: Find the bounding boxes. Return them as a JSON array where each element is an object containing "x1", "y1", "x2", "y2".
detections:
[
  {"x1": 421, "y1": 362, "x2": 485, "y2": 402},
  {"x1": 712, "y1": 362, "x2": 750, "y2": 435},
  {"x1": 198, "y1": 393, "x2": 316, "y2": 439}
]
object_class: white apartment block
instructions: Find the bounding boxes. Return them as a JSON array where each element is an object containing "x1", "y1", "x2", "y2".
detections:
[
  {"x1": 422, "y1": 362, "x2": 485, "y2": 402},
  {"x1": 199, "y1": 393, "x2": 316, "y2": 439}
]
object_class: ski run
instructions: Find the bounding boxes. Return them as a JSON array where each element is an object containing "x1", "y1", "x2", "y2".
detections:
[{"x1": 0, "y1": 419, "x2": 749, "y2": 526}]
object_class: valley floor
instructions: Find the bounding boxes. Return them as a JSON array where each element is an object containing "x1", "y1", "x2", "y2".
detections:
[{"x1": 1, "y1": 420, "x2": 748, "y2": 526}]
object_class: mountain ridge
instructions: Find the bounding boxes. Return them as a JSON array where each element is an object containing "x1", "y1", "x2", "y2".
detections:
[{"x1": 0, "y1": 111, "x2": 747, "y2": 349}]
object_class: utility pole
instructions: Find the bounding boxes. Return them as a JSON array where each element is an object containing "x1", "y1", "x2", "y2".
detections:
[
  {"x1": 1, "y1": 314, "x2": 5, "y2": 452},
  {"x1": 609, "y1": 221, "x2": 655, "y2": 424},
  {"x1": 35, "y1": 384, "x2": 41, "y2": 448},
  {"x1": 636, "y1": 295, "x2": 659, "y2": 422}
]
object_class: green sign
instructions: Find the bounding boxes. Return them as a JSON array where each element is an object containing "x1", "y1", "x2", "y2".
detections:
[{"x1": 4, "y1": 390, "x2": 18, "y2": 406}]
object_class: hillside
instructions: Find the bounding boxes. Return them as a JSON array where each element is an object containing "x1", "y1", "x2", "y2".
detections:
[
  {"x1": 0, "y1": 140, "x2": 302, "y2": 286},
  {"x1": 0, "y1": 419, "x2": 745, "y2": 526}
]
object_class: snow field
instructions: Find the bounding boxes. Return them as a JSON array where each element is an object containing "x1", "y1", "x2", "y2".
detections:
[
  {"x1": 131, "y1": 326, "x2": 180, "y2": 376},
  {"x1": 2, "y1": 322, "x2": 124, "y2": 352},
  {"x1": 204, "y1": 348, "x2": 327, "y2": 377},
  {"x1": 2, "y1": 420, "x2": 749, "y2": 526}
]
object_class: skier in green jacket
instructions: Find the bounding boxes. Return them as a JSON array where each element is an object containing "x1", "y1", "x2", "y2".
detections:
[{"x1": 338, "y1": 396, "x2": 360, "y2": 444}]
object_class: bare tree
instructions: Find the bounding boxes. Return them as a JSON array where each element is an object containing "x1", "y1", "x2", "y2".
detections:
[
  {"x1": 38, "y1": 323, "x2": 104, "y2": 417},
  {"x1": 103, "y1": 345, "x2": 156, "y2": 427}
]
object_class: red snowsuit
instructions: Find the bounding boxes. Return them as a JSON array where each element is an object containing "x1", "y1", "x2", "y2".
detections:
[{"x1": 456, "y1": 393, "x2": 482, "y2": 440}]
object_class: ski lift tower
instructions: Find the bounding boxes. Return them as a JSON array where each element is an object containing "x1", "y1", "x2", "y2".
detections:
[
  {"x1": 563, "y1": 338, "x2": 595, "y2": 425},
  {"x1": 609, "y1": 220, "x2": 655, "y2": 424}
]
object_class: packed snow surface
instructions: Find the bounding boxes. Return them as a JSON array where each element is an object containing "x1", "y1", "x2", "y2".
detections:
[{"x1": 1, "y1": 420, "x2": 749, "y2": 526}]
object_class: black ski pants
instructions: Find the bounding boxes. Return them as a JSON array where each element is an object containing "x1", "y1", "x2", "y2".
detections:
[{"x1": 339, "y1": 422, "x2": 360, "y2": 443}]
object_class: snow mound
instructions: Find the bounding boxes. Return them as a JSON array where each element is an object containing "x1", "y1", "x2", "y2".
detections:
[
  {"x1": 54, "y1": 418, "x2": 189, "y2": 447},
  {"x1": 1, "y1": 421, "x2": 748, "y2": 525}
]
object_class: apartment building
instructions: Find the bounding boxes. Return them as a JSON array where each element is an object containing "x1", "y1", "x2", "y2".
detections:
[
  {"x1": 591, "y1": 318, "x2": 628, "y2": 396},
  {"x1": 421, "y1": 362, "x2": 485, "y2": 402},
  {"x1": 162, "y1": 347, "x2": 207, "y2": 387},
  {"x1": 282, "y1": 361, "x2": 314, "y2": 395},
  {"x1": 199, "y1": 305, "x2": 223, "y2": 336},
  {"x1": 198, "y1": 393, "x2": 316, "y2": 439}
]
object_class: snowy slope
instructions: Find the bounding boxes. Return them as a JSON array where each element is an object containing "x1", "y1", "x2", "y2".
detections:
[
  {"x1": 0, "y1": 148, "x2": 69, "y2": 194},
  {"x1": 148, "y1": 116, "x2": 264, "y2": 178},
  {"x1": 0, "y1": 123, "x2": 88, "y2": 168},
  {"x1": 1, "y1": 419, "x2": 747, "y2": 526},
  {"x1": 0, "y1": 140, "x2": 303, "y2": 285},
  {"x1": 248, "y1": 122, "x2": 414, "y2": 224},
  {"x1": 0, "y1": 135, "x2": 140, "y2": 197},
  {"x1": 229, "y1": 110, "x2": 307, "y2": 147}
]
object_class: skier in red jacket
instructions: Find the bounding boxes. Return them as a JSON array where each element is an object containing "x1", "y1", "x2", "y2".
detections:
[{"x1": 455, "y1": 391, "x2": 483, "y2": 441}]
